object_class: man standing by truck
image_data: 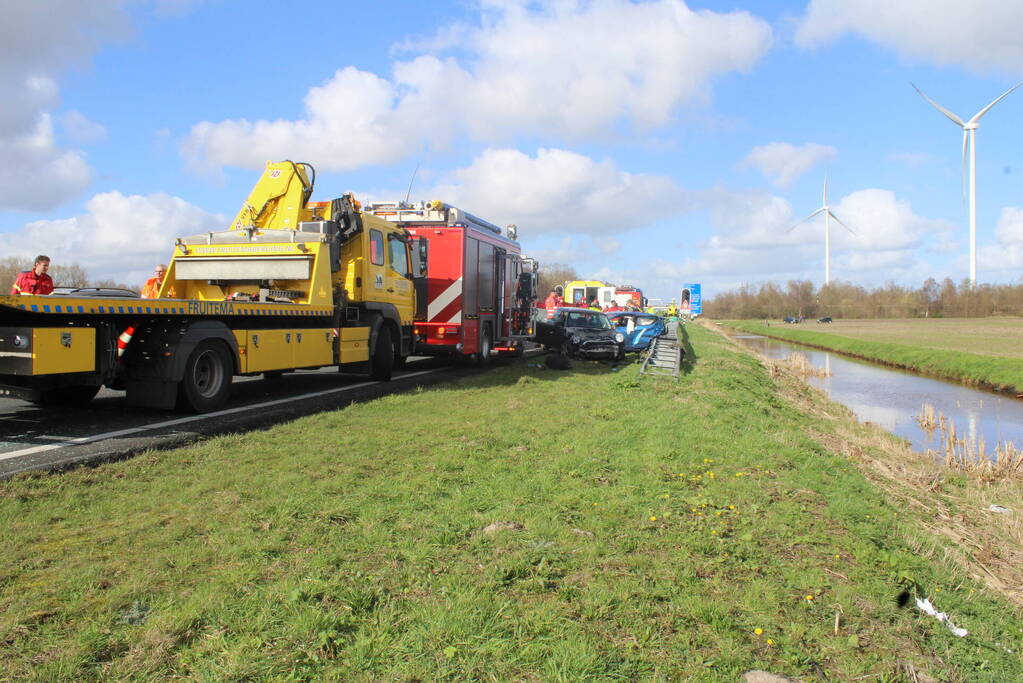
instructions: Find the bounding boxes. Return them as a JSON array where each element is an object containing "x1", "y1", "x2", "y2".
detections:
[
  {"x1": 10, "y1": 255, "x2": 54, "y2": 296},
  {"x1": 545, "y1": 289, "x2": 559, "y2": 319}
]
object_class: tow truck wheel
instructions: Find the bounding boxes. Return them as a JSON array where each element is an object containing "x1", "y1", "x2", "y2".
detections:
[
  {"x1": 177, "y1": 340, "x2": 232, "y2": 413},
  {"x1": 370, "y1": 326, "x2": 394, "y2": 381},
  {"x1": 475, "y1": 328, "x2": 492, "y2": 367}
]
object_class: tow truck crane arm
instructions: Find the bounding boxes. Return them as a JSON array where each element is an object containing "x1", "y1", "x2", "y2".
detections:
[{"x1": 229, "y1": 160, "x2": 315, "y2": 231}]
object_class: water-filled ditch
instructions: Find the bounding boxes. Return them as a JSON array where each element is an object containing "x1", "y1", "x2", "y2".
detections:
[{"x1": 729, "y1": 333, "x2": 1023, "y2": 454}]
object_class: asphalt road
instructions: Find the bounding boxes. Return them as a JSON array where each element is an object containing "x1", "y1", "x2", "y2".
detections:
[{"x1": 0, "y1": 356, "x2": 473, "y2": 479}]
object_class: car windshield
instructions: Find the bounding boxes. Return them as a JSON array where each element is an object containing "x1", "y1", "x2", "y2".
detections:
[{"x1": 565, "y1": 311, "x2": 611, "y2": 329}]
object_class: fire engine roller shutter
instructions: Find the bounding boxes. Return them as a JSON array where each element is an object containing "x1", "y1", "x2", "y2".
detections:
[
  {"x1": 479, "y1": 242, "x2": 495, "y2": 312},
  {"x1": 463, "y1": 237, "x2": 478, "y2": 317}
]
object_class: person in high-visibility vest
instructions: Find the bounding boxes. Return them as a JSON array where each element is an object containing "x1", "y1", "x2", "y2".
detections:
[
  {"x1": 10, "y1": 255, "x2": 54, "y2": 296},
  {"x1": 140, "y1": 263, "x2": 175, "y2": 298},
  {"x1": 544, "y1": 290, "x2": 559, "y2": 319}
]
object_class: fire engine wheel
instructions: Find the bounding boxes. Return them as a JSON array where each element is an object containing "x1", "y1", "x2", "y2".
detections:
[
  {"x1": 32, "y1": 384, "x2": 101, "y2": 407},
  {"x1": 177, "y1": 340, "x2": 232, "y2": 413},
  {"x1": 475, "y1": 328, "x2": 492, "y2": 367},
  {"x1": 370, "y1": 325, "x2": 394, "y2": 381}
]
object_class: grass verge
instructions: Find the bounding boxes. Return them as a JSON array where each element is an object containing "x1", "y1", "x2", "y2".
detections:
[
  {"x1": 2, "y1": 325, "x2": 1022, "y2": 681},
  {"x1": 721, "y1": 319, "x2": 1023, "y2": 396}
]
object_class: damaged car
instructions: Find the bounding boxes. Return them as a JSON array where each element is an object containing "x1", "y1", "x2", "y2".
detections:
[{"x1": 534, "y1": 308, "x2": 625, "y2": 361}]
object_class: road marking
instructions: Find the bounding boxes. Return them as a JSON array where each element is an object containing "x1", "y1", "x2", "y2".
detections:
[{"x1": 0, "y1": 368, "x2": 442, "y2": 462}]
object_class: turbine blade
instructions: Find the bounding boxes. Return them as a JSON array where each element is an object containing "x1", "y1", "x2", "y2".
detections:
[
  {"x1": 823, "y1": 175, "x2": 828, "y2": 206},
  {"x1": 829, "y1": 210, "x2": 856, "y2": 234},
  {"x1": 961, "y1": 128, "x2": 968, "y2": 207},
  {"x1": 911, "y1": 82, "x2": 965, "y2": 126},
  {"x1": 786, "y1": 207, "x2": 825, "y2": 233},
  {"x1": 969, "y1": 81, "x2": 1023, "y2": 123}
]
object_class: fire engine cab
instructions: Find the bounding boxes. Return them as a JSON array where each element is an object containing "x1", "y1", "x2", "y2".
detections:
[{"x1": 363, "y1": 200, "x2": 537, "y2": 364}]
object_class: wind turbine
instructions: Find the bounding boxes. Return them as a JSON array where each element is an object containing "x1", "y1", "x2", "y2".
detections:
[
  {"x1": 912, "y1": 82, "x2": 1023, "y2": 286},
  {"x1": 789, "y1": 176, "x2": 855, "y2": 286}
]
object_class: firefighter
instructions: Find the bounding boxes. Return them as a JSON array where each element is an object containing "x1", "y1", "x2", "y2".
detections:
[
  {"x1": 10, "y1": 255, "x2": 54, "y2": 296},
  {"x1": 588, "y1": 297, "x2": 601, "y2": 311}
]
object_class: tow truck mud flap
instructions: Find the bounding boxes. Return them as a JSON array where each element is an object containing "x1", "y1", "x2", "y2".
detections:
[{"x1": 0, "y1": 327, "x2": 96, "y2": 375}]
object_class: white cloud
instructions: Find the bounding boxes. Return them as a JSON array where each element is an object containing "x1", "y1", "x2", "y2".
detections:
[
  {"x1": 649, "y1": 186, "x2": 955, "y2": 289},
  {"x1": 0, "y1": 115, "x2": 92, "y2": 211},
  {"x1": 738, "y1": 142, "x2": 837, "y2": 187},
  {"x1": 0, "y1": 191, "x2": 223, "y2": 284},
  {"x1": 0, "y1": 0, "x2": 130, "y2": 210},
  {"x1": 427, "y1": 147, "x2": 681, "y2": 235},
  {"x1": 183, "y1": 0, "x2": 772, "y2": 174},
  {"x1": 61, "y1": 110, "x2": 107, "y2": 143},
  {"x1": 978, "y1": 206, "x2": 1023, "y2": 271},
  {"x1": 794, "y1": 0, "x2": 1023, "y2": 74},
  {"x1": 830, "y1": 189, "x2": 954, "y2": 251}
]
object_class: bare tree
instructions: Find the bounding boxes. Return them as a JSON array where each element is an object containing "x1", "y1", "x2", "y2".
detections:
[{"x1": 537, "y1": 262, "x2": 579, "y2": 297}]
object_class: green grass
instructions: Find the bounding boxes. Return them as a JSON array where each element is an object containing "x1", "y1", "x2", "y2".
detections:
[
  {"x1": 773, "y1": 318, "x2": 1023, "y2": 360},
  {"x1": 2, "y1": 325, "x2": 1022, "y2": 681},
  {"x1": 722, "y1": 319, "x2": 1023, "y2": 395}
]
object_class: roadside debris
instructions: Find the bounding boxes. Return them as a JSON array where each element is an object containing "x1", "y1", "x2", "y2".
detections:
[
  {"x1": 741, "y1": 671, "x2": 804, "y2": 683},
  {"x1": 988, "y1": 504, "x2": 1011, "y2": 514},
  {"x1": 480, "y1": 521, "x2": 525, "y2": 535},
  {"x1": 915, "y1": 597, "x2": 968, "y2": 637}
]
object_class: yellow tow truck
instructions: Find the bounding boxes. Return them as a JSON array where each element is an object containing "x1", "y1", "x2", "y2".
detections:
[{"x1": 0, "y1": 161, "x2": 421, "y2": 412}]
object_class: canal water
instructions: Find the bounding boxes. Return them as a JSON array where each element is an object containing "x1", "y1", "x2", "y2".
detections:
[{"x1": 730, "y1": 334, "x2": 1023, "y2": 454}]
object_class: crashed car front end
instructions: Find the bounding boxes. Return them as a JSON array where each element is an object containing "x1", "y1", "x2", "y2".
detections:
[{"x1": 566, "y1": 331, "x2": 624, "y2": 360}]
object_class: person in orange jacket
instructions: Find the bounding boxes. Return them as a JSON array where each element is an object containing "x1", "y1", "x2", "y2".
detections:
[
  {"x1": 10, "y1": 255, "x2": 54, "y2": 295},
  {"x1": 141, "y1": 264, "x2": 175, "y2": 298},
  {"x1": 544, "y1": 289, "x2": 559, "y2": 319}
]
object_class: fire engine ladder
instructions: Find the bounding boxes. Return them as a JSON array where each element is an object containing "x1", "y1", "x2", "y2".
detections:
[{"x1": 640, "y1": 321, "x2": 681, "y2": 379}]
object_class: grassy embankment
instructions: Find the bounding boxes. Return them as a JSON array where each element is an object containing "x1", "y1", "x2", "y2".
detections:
[
  {"x1": 722, "y1": 319, "x2": 1023, "y2": 396},
  {"x1": 2, "y1": 324, "x2": 1022, "y2": 681}
]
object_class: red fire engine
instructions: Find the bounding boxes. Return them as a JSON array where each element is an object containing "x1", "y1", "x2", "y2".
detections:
[
  {"x1": 363, "y1": 200, "x2": 537, "y2": 363},
  {"x1": 614, "y1": 286, "x2": 645, "y2": 309}
]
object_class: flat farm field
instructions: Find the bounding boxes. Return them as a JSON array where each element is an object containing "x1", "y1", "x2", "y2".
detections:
[{"x1": 808, "y1": 318, "x2": 1023, "y2": 359}]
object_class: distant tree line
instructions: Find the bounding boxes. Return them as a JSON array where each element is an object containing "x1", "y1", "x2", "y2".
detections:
[
  {"x1": 705, "y1": 278, "x2": 1023, "y2": 319},
  {"x1": 537, "y1": 263, "x2": 579, "y2": 298},
  {"x1": 0, "y1": 256, "x2": 135, "y2": 293}
]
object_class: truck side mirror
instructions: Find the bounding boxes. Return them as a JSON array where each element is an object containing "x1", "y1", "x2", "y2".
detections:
[{"x1": 417, "y1": 239, "x2": 428, "y2": 277}]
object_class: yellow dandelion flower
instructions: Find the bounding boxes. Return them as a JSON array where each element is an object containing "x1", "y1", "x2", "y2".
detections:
[
  {"x1": 805, "y1": 594, "x2": 814, "y2": 601},
  {"x1": 767, "y1": 638, "x2": 774, "y2": 645},
  {"x1": 716, "y1": 510, "x2": 723, "y2": 516},
  {"x1": 711, "y1": 529, "x2": 717, "y2": 535},
  {"x1": 728, "y1": 505, "x2": 736, "y2": 510},
  {"x1": 754, "y1": 628, "x2": 763, "y2": 636},
  {"x1": 649, "y1": 516, "x2": 658, "y2": 522}
]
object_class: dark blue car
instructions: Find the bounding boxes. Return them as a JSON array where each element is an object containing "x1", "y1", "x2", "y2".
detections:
[{"x1": 606, "y1": 311, "x2": 666, "y2": 352}]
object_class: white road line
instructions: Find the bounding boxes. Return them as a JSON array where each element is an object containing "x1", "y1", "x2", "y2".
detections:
[{"x1": 0, "y1": 368, "x2": 441, "y2": 463}]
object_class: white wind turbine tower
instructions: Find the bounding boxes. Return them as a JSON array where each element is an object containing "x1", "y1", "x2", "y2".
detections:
[
  {"x1": 789, "y1": 176, "x2": 855, "y2": 286},
  {"x1": 912, "y1": 82, "x2": 1023, "y2": 286}
]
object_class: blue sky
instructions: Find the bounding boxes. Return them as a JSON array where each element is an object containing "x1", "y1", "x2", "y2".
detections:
[{"x1": 2, "y1": 0, "x2": 1023, "y2": 300}]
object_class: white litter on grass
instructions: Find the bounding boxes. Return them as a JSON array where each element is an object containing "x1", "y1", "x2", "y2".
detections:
[
  {"x1": 916, "y1": 597, "x2": 968, "y2": 637},
  {"x1": 988, "y1": 504, "x2": 1011, "y2": 514}
]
